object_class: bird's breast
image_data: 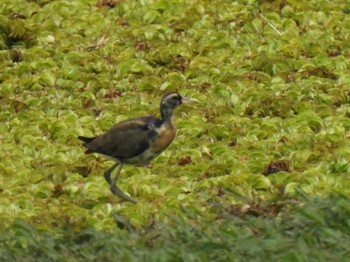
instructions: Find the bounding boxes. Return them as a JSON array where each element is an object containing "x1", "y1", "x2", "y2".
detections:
[
  {"x1": 152, "y1": 124, "x2": 176, "y2": 153},
  {"x1": 123, "y1": 124, "x2": 176, "y2": 165}
]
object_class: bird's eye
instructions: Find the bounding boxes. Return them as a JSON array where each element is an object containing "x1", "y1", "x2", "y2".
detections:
[{"x1": 173, "y1": 96, "x2": 181, "y2": 105}]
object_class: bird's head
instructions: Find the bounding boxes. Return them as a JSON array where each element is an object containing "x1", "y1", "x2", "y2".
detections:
[{"x1": 161, "y1": 92, "x2": 199, "y2": 109}]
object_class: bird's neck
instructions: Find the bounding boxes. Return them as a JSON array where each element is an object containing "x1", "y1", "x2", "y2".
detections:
[{"x1": 160, "y1": 106, "x2": 175, "y2": 128}]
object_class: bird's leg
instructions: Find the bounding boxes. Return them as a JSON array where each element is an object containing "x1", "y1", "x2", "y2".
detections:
[
  {"x1": 104, "y1": 162, "x2": 119, "y2": 185},
  {"x1": 110, "y1": 163, "x2": 137, "y2": 204},
  {"x1": 111, "y1": 162, "x2": 123, "y2": 185}
]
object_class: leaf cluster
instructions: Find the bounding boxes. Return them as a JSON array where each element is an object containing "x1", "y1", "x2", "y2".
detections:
[{"x1": 1, "y1": 193, "x2": 350, "y2": 261}]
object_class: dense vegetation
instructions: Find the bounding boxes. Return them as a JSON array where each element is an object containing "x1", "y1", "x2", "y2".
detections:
[{"x1": 1, "y1": 0, "x2": 350, "y2": 260}]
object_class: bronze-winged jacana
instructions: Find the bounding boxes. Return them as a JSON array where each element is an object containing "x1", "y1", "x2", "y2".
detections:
[{"x1": 78, "y1": 92, "x2": 198, "y2": 204}]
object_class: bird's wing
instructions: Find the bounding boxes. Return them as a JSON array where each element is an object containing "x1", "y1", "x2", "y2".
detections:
[{"x1": 84, "y1": 117, "x2": 161, "y2": 159}]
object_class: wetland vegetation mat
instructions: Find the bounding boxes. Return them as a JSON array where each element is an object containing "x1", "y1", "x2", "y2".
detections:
[{"x1": 1, "y1": 0, "x2": 350, "y2": 261}]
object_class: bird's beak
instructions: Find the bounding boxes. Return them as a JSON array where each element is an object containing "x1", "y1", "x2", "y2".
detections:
[{"x1": 182, "y1": 96, "x2": 199, "y2": 104}]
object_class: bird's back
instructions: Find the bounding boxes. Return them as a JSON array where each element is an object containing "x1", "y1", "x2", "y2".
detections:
[{"x1": 79, "y1": 116, "x2": 162, "y2": 163}]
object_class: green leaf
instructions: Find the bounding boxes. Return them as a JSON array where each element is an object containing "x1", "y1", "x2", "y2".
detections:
[
  {"x1": 39, "y1": 71, "x2": 56, "y2": 87},
  {"x1": 250, "y1": 175, "x2": 272, "y2": 190},
  {"x1": 130, "y1": 60, "x2": 153, "y2": 73}
]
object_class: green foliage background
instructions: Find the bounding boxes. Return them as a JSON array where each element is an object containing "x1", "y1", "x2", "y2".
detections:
[{"x1": 1, "y1": 0, "x2": 350, "y2": 260}]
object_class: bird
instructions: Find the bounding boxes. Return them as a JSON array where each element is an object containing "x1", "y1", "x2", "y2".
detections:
[{"x1": 78, "y1": 92, "x2": 198, "y2": 204}]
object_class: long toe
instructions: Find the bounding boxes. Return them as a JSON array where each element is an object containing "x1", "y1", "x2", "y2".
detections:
[{"x1": 110, "y1": 184, "x2": 137, "y2": 204}]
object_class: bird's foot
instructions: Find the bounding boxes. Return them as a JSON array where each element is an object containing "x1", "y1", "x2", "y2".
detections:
[{"x1": 110, "y1": 184, "x2": 137, "y2": 204}]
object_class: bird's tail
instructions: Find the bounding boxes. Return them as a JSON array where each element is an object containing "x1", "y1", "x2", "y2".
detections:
[
  {"x1": 78, "y1": 136, "x2": 96, "y2": 154},
  {"x1": 78, "y1": 136, "x2": 95, "y2": 144}
]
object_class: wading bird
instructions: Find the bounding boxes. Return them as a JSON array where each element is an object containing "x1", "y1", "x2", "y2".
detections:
[{"x1": 78, "y1": 92, "x2": 198, "y2": 204}]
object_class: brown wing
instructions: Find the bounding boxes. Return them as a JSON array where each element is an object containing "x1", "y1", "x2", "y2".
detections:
[{"x1": 83, "y1": 117, "x2": 159, "y2": 160}]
